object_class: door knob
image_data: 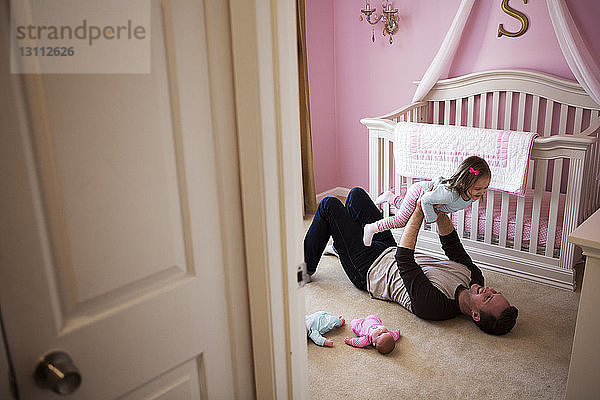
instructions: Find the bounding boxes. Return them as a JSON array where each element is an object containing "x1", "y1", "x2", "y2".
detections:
[{"x1": 34, "y1": 351, "x2": 82, "y2": 395}]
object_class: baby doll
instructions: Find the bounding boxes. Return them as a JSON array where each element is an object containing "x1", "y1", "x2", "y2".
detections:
[
  {"x1": 344, "y1": 314, "x2": 400, "y2": 354},
  {"x1": 305, "y1": 311, "x2": 345, "y2": 347}
]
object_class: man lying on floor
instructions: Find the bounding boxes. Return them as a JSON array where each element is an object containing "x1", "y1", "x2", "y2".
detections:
[{"x1": 304, "y1": 187, "x2": 518, "y2": 335}]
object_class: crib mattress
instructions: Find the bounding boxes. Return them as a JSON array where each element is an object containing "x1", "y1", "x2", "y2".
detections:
[{"x1": 450, "y1": 189, "x2": 565, "y2": 249}]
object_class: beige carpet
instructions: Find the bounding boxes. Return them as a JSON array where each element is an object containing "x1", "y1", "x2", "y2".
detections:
[{"x1": 304, "y1": 218, "x2": 581, "y2": 400}]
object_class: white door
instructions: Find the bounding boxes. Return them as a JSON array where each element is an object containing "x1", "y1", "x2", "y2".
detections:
[{"x1": 0, "y1": 0, "x2": 246, "y2": 398}]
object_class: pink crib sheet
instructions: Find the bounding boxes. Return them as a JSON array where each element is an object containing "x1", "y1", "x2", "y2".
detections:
[{"x1": 450, "y1": 189, "x2": 565, "y2": 248}]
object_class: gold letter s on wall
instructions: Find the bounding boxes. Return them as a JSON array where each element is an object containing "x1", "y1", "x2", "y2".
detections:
[{"x1": 498, "y1": 0, "x2": 529, "y2": 38}]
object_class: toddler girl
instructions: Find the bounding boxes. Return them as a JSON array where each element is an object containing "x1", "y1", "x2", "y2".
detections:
[
  {"x1": 344, "y1": 314, "x2": 400, "y2": 355},
  {"x1": 363, "y1": 155, "x2": 491, "y2": 246}
]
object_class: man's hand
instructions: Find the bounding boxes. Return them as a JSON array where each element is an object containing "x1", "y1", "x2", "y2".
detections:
[{"x1": 435, "y1": 211, "x2": 455, "y2": 236}]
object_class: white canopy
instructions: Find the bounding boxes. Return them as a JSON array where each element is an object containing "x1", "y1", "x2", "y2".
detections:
[{"x1": 412, "y1": 0, "x2": 600, "y2": 106}]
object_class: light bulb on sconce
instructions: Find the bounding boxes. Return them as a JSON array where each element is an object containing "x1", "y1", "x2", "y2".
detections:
[{"x1": 359, "y1": 1, "x2": 399, "y2": 44}]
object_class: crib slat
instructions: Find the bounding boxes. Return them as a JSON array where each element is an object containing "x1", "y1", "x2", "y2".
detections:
[
  {"x1": 492, "y1": 92, "x2": 500, "y2": 129},
  {"x1": 484, "y1": 191, "x2": 494, "y2": 244},
  {"x1": 573, "y1": 107, "x2": 589, "y2": 218},
  {"x1": 527, "y1": 96, "x2": 540, "y2": 190},
  {"x1": 591, "y1": 111, "x2": 600, "y2": 218},
  {"x1": 537, "y1": 99, "x2": 555, "y2": 251},
  {"x1": 383, "y1": 138, "x2": 390, "y2": 194},
  {"x1": 545, "y1": 159, "x2": 563, "y2": 257},
  {"x1": 499, "y1": 193, "x2": 510, "y2": 247},
  {"x1": 514, "y1": 196, "x2": 525, "y2": 251},
  {"x1": 500, "y1": 94, "x2": 513, "y2": 244},
  {"x1": 593, "y1": 111, "x2": 600, "y2": 215},
  {"x1": 470, "y1": 201, "x2": 479, "y2": 241},
  {"x1": 517, "y1": 93, "x2": 526, "y2": 130},
  {"x1": 479, "y1": 93, "x2": 487, "y2": 128},
  {"x1": 531, "y1": 96, "x2": 540, "y2": 132},
  {"x1": 526, "y1": 161, "x2": 535, "y2": 190},
  {"x1": 444, "y1": 101, "x2": 451, "y2": 125},
  {"x1": 456, "y1": 98, "x2": 463, "y2": 126},
  {"x1": 560, "y1": 157, "x2": 585, "y2": 270},
  {"x1": 559, "y1": 104, "x2": 568, "y2": 134},
  {"x1": 407, "y1": 176, "x2": 414, "y2": 223},
  {"x1": 574, "y1": 107, "x2": 583, "y2": 134},
  {"x1": 529, "y1": 157, "x2": 547, "y2": 254},
  {"x1": 544, "y1": 100, "x2": 554, "y2": 136},
  {"x1": 433, "y1": 102, "x2": 440, "y2": 124},
  {"x1": 504, "y1": 91, "x2": 513, "y2": 130},
  {"x1": 467, "y1": 96, "x2": 475, "y2": 127},
  {"x1": 394, "y1": 173, "x2": 401, "y2": 207},
  {"x1": 369, "y1": 133, "x2": 380, "y2": 198},
  {"x1": 549, "y1": 100, "x2": 568, "y2": 243},
  {"x1": 516, "y1": 94, "x2": 530, "y2": 196},
  {"x1": 582, "y1": 147, "x2": 591, "y2": 219}
]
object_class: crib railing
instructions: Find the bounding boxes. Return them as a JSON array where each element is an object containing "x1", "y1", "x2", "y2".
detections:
[
  {"x1": 363, "y1": 119, "x2": 595, "y2": 289},
  {"x1": 362, "y1": 103, "x2": 597, "y2": 288}
]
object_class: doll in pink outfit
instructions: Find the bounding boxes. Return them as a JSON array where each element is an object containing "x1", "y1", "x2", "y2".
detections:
[{"x1": 344, "y1": 315, "x2": 400, "y2": 354}]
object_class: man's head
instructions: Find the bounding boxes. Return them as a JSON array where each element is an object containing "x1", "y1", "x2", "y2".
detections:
[{"x1": 463, "y1": 284, "x2": 518, "y2": 335}]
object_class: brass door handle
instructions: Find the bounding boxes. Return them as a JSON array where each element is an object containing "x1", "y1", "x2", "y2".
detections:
[{"x1": 34, "y1": 351, "x2": 81, "y2": 395}]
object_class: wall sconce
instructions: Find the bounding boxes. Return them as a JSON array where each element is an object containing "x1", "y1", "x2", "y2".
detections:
[{"x1": 360, "y1": 2, "x2": 399, "y2": 44}]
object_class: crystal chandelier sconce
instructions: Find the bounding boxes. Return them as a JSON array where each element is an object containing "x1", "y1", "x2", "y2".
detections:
[{"x1": 360, "y1": 1, "x2": 399, "y2": 44}]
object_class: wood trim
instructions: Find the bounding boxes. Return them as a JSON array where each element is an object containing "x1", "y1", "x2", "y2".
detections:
[
  {"x1": 415, "y1": 69, "x2": 600, "y2": 109},
  {"x1": 203, "y1": 0, "x2": 255, "y2": 397},
  {"x1": 229, "y1": 0, "x2": 307, "y2": 399}
]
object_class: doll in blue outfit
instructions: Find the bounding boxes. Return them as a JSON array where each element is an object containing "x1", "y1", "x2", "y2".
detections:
[
  {"x1": 364, "y1": 156, "x2": 492, "y2": 246},
  {"x1": 305, "y1": 311, "x2": 345, "y2": 347}
]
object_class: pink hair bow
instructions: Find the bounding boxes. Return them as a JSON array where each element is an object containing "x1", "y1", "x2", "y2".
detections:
[{"x1": 469, "y1": 167, "x2": 480, "y2": 175}]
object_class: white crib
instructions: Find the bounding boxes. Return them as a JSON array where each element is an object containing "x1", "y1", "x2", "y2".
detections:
[{"x1": 361, "y1": 69, "x2": 599, "y2": 290}]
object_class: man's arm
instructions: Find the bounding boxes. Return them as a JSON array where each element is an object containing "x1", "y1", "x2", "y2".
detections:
[
  {"x1": 436, "y1": 213, "x2": 484, "y2": 286},
  {"x1": 398, "y1": 199, "x2": 424, "y2": 250},
  {"x1": 395, "y1": 202, "x2": 462, "y2": 320},
  {"x1": 434, "y1": 212, "x2": 454, "y2": 236}
]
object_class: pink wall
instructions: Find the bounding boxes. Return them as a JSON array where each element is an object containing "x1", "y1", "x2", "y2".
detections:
[
  {"x1": 305, "y1": 0, "x2": 337, "y2": 193},
  {"x1": 306, "y1": 0, "x2": 600, "y2": 193}
]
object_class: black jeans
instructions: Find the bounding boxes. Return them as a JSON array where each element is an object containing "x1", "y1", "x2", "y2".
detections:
[{"x1": 304, "y1": 187, "x2": 396, "y2": 290}]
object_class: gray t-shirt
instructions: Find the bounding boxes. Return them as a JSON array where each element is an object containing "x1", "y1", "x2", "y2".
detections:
[{"x1": 366, "y1": 247, "x2": 472, "y2": 312}]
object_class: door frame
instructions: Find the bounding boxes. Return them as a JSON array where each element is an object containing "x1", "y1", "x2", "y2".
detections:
[{"x1": 229, "y1": 0, "x2": 308, "y2": 399}]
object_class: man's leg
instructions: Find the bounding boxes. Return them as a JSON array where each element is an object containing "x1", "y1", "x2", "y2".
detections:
[
  {"x1": 304, "y1": 194, "x2": 387, "y2": 290},
  {"x1": 345, "y1": 187, "x2": 396, "y2": 247}
]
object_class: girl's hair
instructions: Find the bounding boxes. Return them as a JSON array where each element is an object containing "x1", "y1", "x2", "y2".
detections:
[{"x1": 441, "y1": 156, "x2": 491, "y2": 197}]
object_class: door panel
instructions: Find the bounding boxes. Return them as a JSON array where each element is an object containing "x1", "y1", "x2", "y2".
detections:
[
  {"x1": 119, "y1": 359, "x2": 203, "y2": 400},
  {"x1": 0, "y1": 1, "x2": 236, "y2": 398}
]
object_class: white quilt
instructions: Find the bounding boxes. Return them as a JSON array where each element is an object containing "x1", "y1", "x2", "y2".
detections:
[{"x1": 393, "y1": 122, "x2": 538, "y2": 196}]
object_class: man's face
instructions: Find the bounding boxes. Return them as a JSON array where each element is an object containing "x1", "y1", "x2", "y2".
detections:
[{"x1": 468, "y1": 284, "x2": 511, "y2": 320}]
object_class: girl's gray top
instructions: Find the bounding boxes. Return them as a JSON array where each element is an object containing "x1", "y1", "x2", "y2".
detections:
[{"x1": 418, "y1": 177, "x2": 476, "y2": 224}]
